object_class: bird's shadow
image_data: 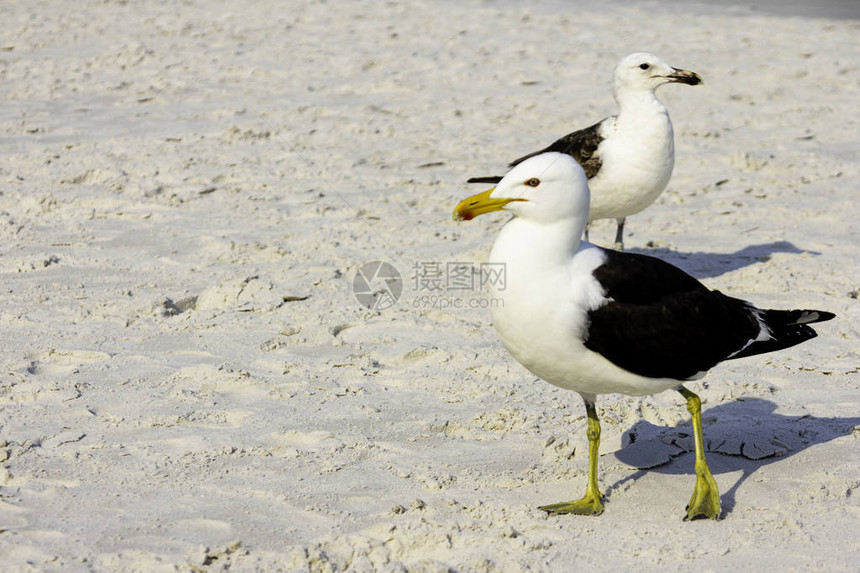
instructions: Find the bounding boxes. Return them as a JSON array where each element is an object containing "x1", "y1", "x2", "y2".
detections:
[
  {"x1": 609, "y1": 398, "x2": 859, "y2": 517},
  {"x1": 626, "y1": 241, "x2": 816, "y2": 279}
]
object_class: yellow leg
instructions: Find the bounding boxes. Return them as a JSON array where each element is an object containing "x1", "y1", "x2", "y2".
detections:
[
  {"x1": 540, "y1": 399, "x2": 604, "y2": 516},
  {"x1": 677, "y1": 386, "x2": 721, "y2": 520}
]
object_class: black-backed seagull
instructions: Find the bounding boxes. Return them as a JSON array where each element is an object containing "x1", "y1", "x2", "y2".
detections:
[
  {"x1": 454, "y1": 153, "x2": 835, "y2": 520},
  {"x1": 468, "y1": 52, "x2": 702, "y2": 251}
]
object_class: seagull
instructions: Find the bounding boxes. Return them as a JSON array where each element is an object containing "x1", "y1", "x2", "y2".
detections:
[
  {"x1": 467, "y1": 52, "x2": 702, "y2": 251},
  {"x1": 453, "y1": 153, "x2": 835, "y2": 519}
]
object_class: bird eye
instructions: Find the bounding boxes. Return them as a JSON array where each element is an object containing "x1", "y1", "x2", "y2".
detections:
[
  {"x1": 525, "y1": 178, "x2": 540, "y2": 187},
  {"x1": 639, "y1": 63, "x2": 650, "y2": 70}
]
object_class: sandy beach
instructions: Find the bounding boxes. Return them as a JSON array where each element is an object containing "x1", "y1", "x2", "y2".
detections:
[{"x1": 1, "y1": 0, "x2": 858, "y2": 571}]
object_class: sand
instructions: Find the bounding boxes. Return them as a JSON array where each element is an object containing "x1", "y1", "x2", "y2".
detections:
[{"x1": 1, "y1": 0, "x2": 858, "y2": 571}]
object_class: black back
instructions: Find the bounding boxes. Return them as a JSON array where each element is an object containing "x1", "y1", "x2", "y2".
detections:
[{"x1": 583, "y1": 249, "x2": 834, "y2": 381}]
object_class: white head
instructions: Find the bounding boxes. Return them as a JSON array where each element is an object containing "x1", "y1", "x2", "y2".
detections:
[
  {"x1": 454, "y1": 153, "x2": 590, "y2": 226},
  {"x1": 612, "y1": 52, "x2": 702, "y2": 99}
]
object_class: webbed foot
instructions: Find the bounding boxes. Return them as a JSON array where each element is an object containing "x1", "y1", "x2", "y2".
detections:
[
  {"x1": 684, "y1": 459, "x2": 721, "y2": 520},
  {"x1": 539, "y1": 490, "x2": 604, "y2": 516}
]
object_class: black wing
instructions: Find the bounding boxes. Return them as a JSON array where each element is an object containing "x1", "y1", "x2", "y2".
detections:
[
  {"x1": 508, "y1": 120, "x2": 605, "y2": 178},
  {"x1": 583, "y1": 250, "x2": 769, "y2": 380},
  {"x1": 730, "y1": 309, "x2": 835, "y2": 360},
  {"x1": 466, "y1": 119, "x2": 606, "y2": 184}
]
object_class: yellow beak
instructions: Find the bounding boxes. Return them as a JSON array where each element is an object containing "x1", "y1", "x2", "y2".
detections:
[{"x1": 453, "y1": 188, "x2": 524, "y2": 221}]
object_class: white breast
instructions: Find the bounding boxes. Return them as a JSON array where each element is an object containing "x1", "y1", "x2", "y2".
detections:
[
  {"x1": 588, "y1": 104, "x2": 675, "y2": 220},
  {"x1": 489, "y1": 237, "x2": 681, "y2": 397}
]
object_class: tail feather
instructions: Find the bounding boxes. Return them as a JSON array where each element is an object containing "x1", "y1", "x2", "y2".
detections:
[
  {"x1": 730, "y1": 308, "x2": 835, "y2": 361},
  {"x1": 466, "y1": 175, "x2": 504, "y2": 185},
  {"x1": 787, "y1": 309, "x2": 836, "y2": 325}
]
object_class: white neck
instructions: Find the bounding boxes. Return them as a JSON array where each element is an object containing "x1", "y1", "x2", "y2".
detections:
[
  {"x1": 615, "y1": 88, "x2": 668, "y2": 120},
  {"x1": 607, "y1": 88, "x2": 675, "y2": 178},
  {"x1": 489, "y1": 216, "x2": 584, "y2": 293}
]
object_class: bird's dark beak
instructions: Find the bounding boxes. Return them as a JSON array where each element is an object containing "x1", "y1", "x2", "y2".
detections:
[{"x1": 668, "y1": 67, "x2": 703, "y2": 86}]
